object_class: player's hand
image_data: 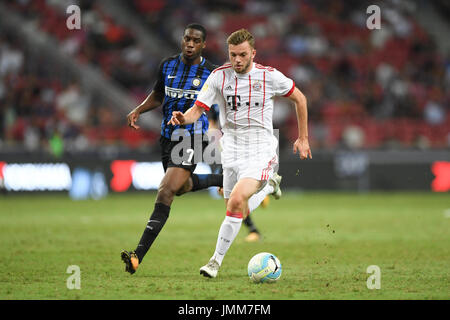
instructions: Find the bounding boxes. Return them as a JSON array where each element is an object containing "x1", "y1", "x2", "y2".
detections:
[
  {"x1": 168, "y1": 111, "x2": 185, "y2": 126},
  {"x1": 293, "y1": 137, "x2": 312, "y2": 160},
  {"x1": 127, "y1": 109, "x2": 140, "y2": 130}
]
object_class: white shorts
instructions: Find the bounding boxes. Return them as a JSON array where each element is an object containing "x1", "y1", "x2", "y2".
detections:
[{"x1": 222, "y1": 153, "x2": 278, "y2": 199}]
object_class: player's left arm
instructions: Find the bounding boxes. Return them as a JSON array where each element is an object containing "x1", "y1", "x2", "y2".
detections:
[{"x1": 287, "y1": 87, "x2": 312, "y2": 160}]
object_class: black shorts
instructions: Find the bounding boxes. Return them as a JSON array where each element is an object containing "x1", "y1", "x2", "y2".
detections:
[{"x1": 160, "y1": 135, "x2": 209, "y2": 173}]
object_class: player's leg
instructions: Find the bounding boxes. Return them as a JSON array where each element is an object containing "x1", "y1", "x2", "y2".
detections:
[
  {"x1": 217, "y1": 189, "x2": 263, "y2": 241},
  {"x1": 247, "y1": 172, "x2": 282, "y2": 212},
  {"x1": 122, "y1": 134, "x2": 216, "y2": 273},
  {"x1": 174, "y1": 137, "x2": 223, "y2": 196},
  {"x1": 200, "y1": 177, "x2": 261, "y2": 278},
  {"x1": 243, "y1": 172, "x2": 282, "y2": 242},
  {"x1": 243, "y1": 183, "x2": 271, "y2": 241},
  {"x1": 226, "y1": 177, "x2": 261, "y2": 216},
  {"x1": 121, "y1": 167, "x2": 191, "y2": 274},
  {"x1": 175, "y1": 173, "x2": 223, "y2": 196},
  {"x1": 217, "y1": 167, "x2": 259, "y2": 237},
  {"x1": 248, "y1": 164, "x2": 282, "y2": 212},
  {"x1": 135, "y1": 167, "x2": 191, "y2": 259}
]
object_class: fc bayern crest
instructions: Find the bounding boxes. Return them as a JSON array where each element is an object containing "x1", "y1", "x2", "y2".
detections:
[
  {"x1": 252, "y1": 81, "x2": 262, "y2": 91},
  {"x1": 192, "y1": 77, "x2": 202, "y2": 87}
]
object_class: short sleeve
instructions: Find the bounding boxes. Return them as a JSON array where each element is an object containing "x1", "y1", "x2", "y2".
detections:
[
  {"x1": 272, "y1": 69, "x2": 295, "y2": 97},
  {"x1": 194, "y1": 71, "x2": 221, "y2": 111}
]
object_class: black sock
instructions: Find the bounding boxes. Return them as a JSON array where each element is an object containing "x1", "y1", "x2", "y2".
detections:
[
  {"x1": 243, "y1": 215, "x2": 259, "y2": 234},
  {"x1": 135, "y1": 202, "x2": 170, "y2": 263},
  {"x1": 191, "y1": 174, "x2": 223, "y2": 191}
]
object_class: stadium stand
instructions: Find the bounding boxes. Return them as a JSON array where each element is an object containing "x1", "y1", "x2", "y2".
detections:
[
  {"x1": 1, "y1": 0, "x2": 449, "y2": 154},
  {"x1": 1, "y1": 0, "x2": 160, "y2": 153},
  {"x1": 127, "y1": 0, "x2": 450, "y2": 150}
]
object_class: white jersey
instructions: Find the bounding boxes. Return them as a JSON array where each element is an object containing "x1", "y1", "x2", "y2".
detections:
[{"x1": 195, "y1": 62, "x2": 295, "y2": 167}]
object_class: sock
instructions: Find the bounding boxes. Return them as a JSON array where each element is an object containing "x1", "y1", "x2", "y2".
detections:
[
  {"x1": 248, "y1": 183, "x2": 274, "y2": 213},
  {"x1": 211, "y1": 211, "x2": 243, "y2": 266},
  {"x1": 191, "y1": 174, "x2": 223, "y2": 191},
  {"x1": 135, "y1": 202, "x2": 170, "y2": 263},
  {"x1": 243, "y1": 215, "x2": 259, "y2": 234}
]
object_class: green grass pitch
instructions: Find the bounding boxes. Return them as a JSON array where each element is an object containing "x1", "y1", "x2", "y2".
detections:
[{"x1": 0, "y1": 191, "x2": 449, "y2": 300}]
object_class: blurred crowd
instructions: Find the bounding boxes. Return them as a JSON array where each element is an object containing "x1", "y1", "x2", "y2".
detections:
[
  {"x1": 1, "y1": 0, "x2": 449, "y2": 155},
  {"x1": 128, "y1": 0, "x2": 450, "y2": 150},
  {"x1": 1, "y1": 0, "x2": 159, "y2": 154},
  {"x1": 6, "y1": 0, "x2": 157, "y2": 96}
]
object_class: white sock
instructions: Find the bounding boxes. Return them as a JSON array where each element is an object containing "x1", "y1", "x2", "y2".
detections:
[
  {"x1": 211, "y1": 215, "x2": 243, "y2": 266},
  {"x1": 247, "y1": 183, "x2": 274, "y2": 213}
]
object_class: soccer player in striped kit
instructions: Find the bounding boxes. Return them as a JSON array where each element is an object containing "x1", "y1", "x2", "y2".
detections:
[
  {"x1": 121, "y1": 25, "x2": 281, "y2": 274},
  {"x1": 169, "y1": 29, "x2": 312, "y2": 278}
]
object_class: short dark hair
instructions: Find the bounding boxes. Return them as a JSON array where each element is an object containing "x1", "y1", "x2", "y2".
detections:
[{"x1": 185, "y1": 23, "x2": 207, "y2": 41}]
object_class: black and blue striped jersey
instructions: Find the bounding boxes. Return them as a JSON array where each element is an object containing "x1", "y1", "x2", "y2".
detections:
[{"x1": 153, "y1": 54, "x2": 217, "y2": 139}]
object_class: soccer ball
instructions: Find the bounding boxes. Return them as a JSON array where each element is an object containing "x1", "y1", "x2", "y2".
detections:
[{"x1": 247, "y1": 252, "x2": 282, "y2": 283}]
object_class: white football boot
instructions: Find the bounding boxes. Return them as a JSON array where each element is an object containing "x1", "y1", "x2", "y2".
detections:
[
  {"x1": 269, "y1": 172, "x2": 282, "y2": 200},
  {"x1": 199, "y1": 259, "x2": 220, "y2": 278}
]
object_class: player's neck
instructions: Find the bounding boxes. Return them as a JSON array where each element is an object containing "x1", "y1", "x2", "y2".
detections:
[{"x1": 181, "y1": 54, "x2": 203, "y2": 66}]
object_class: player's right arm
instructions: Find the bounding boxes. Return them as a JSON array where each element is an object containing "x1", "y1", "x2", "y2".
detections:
[
  {"x1": 127, "y1": 90, "x2": 164, "y2": 130},
  {"x1": 127, "y1": 59, "x2": 166, "y2": 130}
]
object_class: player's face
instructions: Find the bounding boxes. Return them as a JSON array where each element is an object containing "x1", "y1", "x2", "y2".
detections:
[
  {"x1": 228, "y1": 41, "x2": 256, "y2": 74},
  {"x1": 181, "y1": 28, "x2": 205, "y2": 62}
]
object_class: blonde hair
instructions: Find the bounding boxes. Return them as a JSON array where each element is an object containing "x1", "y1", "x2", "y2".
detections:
[{"x1": 227, "y1": 29, "x2": 255, "y2": 48}]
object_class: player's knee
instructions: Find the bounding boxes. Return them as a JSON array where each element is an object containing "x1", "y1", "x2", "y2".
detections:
[
  {"x1": 175, "y1": 179, "x2": 192, "y2": 196},
  {"x1": 227, "y1": 194, "x2": 246, "y2": 213},
  {"x1": 157, "y1": 184, "x2": 177, "y2": 205},
  {"x1": 175, "y1": 187, "x2": 187, "y2": 196}
]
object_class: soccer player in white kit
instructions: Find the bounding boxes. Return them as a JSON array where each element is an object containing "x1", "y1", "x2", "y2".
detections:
[{"x1": 168, "y1": 29, "x2": 312, "y2": 278}]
